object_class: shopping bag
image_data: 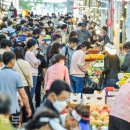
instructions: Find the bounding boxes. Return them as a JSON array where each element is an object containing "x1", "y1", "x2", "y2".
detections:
[
  {"x1": 98, "y1": 75, "x2": 105, "y2": 91},
  {"x1": 83, "y1": 75, "x2": 97, "y2": 94}
]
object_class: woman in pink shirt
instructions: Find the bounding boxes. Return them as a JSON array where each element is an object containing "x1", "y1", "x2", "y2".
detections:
[
  {"x1": 25, "y1": 39, "x2": 41, "y2": 98},
  {"x1": 44, "y1": 54, "x2": 70, "y2": 95}
]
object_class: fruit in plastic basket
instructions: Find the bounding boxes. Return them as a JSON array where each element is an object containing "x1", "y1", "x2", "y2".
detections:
[
  {"x1": 90, "y1": 119, "x2": 97, "y2": 126},
  {"x1": 96, "y1": 120, "x2": 103, "y2": 127},
  {"x1": 90, "y1": 104, "x2": 110, "y2": 128},
  {"x1": 103, "y1": 120, "x2": 109, "y2": 126},
  {"x1": 103, "y1": 104, "x2": 109, "y2": 110},
  {"x1": 103, "y1": 116, "x2": 109, "y2": 121},
  {"x1": 91, "y1": 111, "x2": 100, "y2": 117}
]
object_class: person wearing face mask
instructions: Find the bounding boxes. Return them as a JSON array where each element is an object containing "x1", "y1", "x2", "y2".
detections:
[
  {"x1": 38, "y1": 28, "x2": 48, "y2": 45},
  {"x1": 76, "y1": 22, "x2": 92, "y2": 43},
  {"x1": 70, "y1": 41, "x2": 92, "y2": 93},
  {"x1": 10, "y1": 32, "x2": 17, "y2": 47},
  {"x1": 33, "y1": 29, "x2": 41, "y2": 45},
  {"x1": 61, "y1": 24, "x2": 68, "y2": 44},
  {"x1": 42, "y1": 80, "x2": 70, "y2": 117},
  {"x1": 43, "y1": 55, "x2": 70, "y2": 96},
  {"x1": 60, "y1": 37, "x2": 79, "y2": 71},
  {"x1": 25, "y1": 39, "x2": 41, "y2": 98},
  {"x1": 0, "y1": 39, "x2": 12, "y2": 55},
  {"x1": 121, "y1": 42, "x2": 130, "y2": 73},
  {"x1": 61, "y1": 104, "x2": 90, "y2": 130},
  {"x1": 39, "y1": 35, "x2": 52, "y2": 59},
  {"x1": 23, "y1": 108, "x2": 67, "y2": 130}
]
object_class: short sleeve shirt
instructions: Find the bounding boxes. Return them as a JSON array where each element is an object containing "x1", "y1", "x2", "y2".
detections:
[{"x1": 0, "y1": 68, "x2": 23, "y2": 114}]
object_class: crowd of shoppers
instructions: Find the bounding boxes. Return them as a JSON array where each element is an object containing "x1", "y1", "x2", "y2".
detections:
[{"x1": 0, "y1": 12, "x2": 129, "y2": 130}]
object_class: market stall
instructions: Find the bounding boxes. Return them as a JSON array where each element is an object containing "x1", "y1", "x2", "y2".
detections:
[
  {"x1": 85, "y1": 48, "x2": 104, "y2": 85},
  {"x1": 67, "y1": 89, "x2": 119, "y2": 130}
]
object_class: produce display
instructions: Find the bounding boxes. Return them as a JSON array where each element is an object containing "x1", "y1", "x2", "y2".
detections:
[
  {"x1": 85, "y1": 54, "x2": 104, "y2": 62},
  {"x1": 116, "y1": 73, "x2": 130, "y2": 87},
  {"x1": 86, "y1": 60, "x2": 104, "y2": 83},
  {"x1": 87, "y1": 49, "x2": 100, "y2": 54},
  {"x1": 90, "y1": 104, "x2": 110, "y2": 129}
]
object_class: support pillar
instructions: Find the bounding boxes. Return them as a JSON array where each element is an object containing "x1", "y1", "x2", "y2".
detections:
[{"x1": 125, "y1": 4, "x2": 130, "y2": 42}]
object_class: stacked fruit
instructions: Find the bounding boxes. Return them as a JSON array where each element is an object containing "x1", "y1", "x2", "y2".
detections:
[
  {"x1": 85, "y1": 54, "x2": 104, "y2": 62},
  {"x1": 90, "y1": 104, "x2": 110, "y2": 128},
  {"x1": 87, "y1": 49, "x2": 100, "y2": 54},
  {"x1": 117, "y1": 73, "x2": 130, "y2": 87}
]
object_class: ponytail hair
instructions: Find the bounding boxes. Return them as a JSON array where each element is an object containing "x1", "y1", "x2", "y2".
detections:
[{"x1": 52, "y1": 54, "x2": 66, "y2": 65}]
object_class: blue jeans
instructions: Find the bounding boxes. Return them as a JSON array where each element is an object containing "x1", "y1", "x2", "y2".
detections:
[
  {"x1": 106, "y1": 78, "x2": 119, "y2": 89},
  {"x1": 31, "y1": 76, "x2": 38, "y2": 99},
  {"x1": 70, "y1": 75, "x2": 85, "y2": 93}
]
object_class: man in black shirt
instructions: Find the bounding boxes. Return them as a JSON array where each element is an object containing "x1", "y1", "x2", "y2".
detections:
[{"x1": 35, "y1": 51, "x2": 47, "y2": 108}]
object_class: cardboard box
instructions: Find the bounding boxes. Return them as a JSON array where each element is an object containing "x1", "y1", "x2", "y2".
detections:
[
  {"x1": 94, "y1": 91, "x2": 106, "y2": 105},
  {"x1": 82, "y1": 94, "x2": 94, "y2": 105},
  {"x1": 69, "y1": 93, "x2": 81, "y2": 104}
]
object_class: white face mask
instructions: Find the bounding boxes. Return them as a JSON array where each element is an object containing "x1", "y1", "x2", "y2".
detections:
[
  {"x1": 33, "y1": 49, "x2": 38, "y2": 55},
  {"x1": 46, "y1": 41, "x2": 51, "y2": 45},
  {"x1": 53, "y1": 100, "x2": 67, "y2": 113},
  {"x1": 73, "y1": 46, "x2": 77, "y2": 50},
  {"x1": 41, "y1": 32, "x2": 46, "y2": 36},
  {"x1": 60, "y1": 113, "x2": 68, "y2": 126}
]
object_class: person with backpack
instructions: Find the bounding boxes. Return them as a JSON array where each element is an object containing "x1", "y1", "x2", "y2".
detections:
[{"x1": 60, "y1": 37, "x2": 79, "y2": 71}]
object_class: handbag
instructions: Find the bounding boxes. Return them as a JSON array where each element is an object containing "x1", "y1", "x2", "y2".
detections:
[
  {"x1": 82, "y1": 75, "x2": 97, "y2": 94},
  {"x1": 17, "y1": 61, "x2": 35, "y2": 122},
  {"x1": 98, "y1": 74, "x2": 105, "y2": 91}
]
